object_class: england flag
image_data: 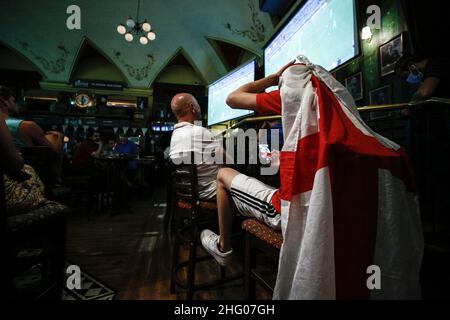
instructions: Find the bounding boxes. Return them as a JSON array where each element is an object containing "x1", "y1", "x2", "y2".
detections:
[{"x1": 273, "y1": 56, "x2": 424, "y2": 300}]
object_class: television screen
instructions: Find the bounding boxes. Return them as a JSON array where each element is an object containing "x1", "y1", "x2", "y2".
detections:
[
  {"x1": 207, "y1": 60, "x2": 256, "y2": 126},
  {"x1": 264, "y1": 0, "x2": 358, "y2": 83}
]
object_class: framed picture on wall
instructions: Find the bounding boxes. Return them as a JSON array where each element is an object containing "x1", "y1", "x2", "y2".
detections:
[
  {"x1": 345, "y1": 72, "x2": 363, "y2": 101},
  {"x1": 379, "y1": 33, "x2": 404, "y2": 77},
  {"x1": 369, "y1": 85, "x2": 392, "y2": 106}
]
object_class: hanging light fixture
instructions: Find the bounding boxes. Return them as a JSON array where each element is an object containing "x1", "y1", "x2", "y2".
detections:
[
  {"x1": 116, "y1": 0, "x2": 156, "y2": 45},
  {"x1": 361, "y1": 26, "x2": 373, "y2": 43}
]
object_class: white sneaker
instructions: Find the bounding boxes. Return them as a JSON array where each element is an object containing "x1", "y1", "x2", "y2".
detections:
[{"x1": 200, "y1": 230, "x2": 233, "y2": 267}]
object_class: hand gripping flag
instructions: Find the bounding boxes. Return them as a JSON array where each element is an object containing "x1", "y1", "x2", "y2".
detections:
[{"x1": 273, "y1": 56, "x2": 424, "y2": 300}]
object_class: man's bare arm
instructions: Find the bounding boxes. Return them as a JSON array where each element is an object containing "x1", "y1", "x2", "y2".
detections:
[
  {"x1": 411, "y1": 77, "x2": 440, "y2": 102},
  {"x1": 226, "y1": 75, "x2": 280, "y2": 110},
  {"x1": 226, "y1": 61, "x2": 296, "y2": 110},
  {"x1": 23, "y1": 122, "x2": 63, "y2": 153}
]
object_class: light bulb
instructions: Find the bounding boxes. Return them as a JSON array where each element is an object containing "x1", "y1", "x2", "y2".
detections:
[
  {"x1": 125, "y1": 33, "x2": 133, "y2": 42},
  {"x1": 117, "y1": 24, "x2": 126, "y2": 35},
  {"x1": 142, "y1": 22, "x2": 151, "y2": 32},
  {"x1": 147, "y1": 31, "x2": 156, "y2": 41},
  {"x1": 140, "y1": 36, "x2": 148, "y2": 45},
  {"x1": 361, "y1": 26, "x2": 373, "y2": 42},
  {"x1": 126, "y1": 17, "x2": 135, "y2": 28}
]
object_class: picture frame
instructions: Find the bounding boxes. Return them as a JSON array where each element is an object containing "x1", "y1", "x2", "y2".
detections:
[
  {"x1": 369, "y1": 85, "x2": 392, "y2": 106},
  {"x1": 379, "y1": 33, "x2": 404, "y2": 77},
  {"x1": 369, "y1": 85, "x2": 393, "y2": 120},
  {"x1": 345, "y1": 72, "x2": 363, "y2": 101}
]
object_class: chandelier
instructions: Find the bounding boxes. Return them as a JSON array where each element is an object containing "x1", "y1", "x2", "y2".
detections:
[{"x1": 116, "y1": 0, "x2": 156, "y2": 45}]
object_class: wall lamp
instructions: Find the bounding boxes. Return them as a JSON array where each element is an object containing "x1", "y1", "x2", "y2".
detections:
[{"x1": 361, "y1": 26, "x2": 373, "y2": 43}]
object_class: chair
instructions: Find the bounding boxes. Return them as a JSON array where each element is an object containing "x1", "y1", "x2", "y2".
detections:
[
  {"x1": 20, "y1": 146, "x2": 74, "y2": 207},
  {"x1": 242, "y1": 218, "x2": 283, "y2": 299},
  {"x1": 2, "y1": 169, "x2": 67, "y2": 300},
  {"x1": 7, "y1": 204, "x2": 67, "y2": 300},
  {"x1": 170, "y1": 153, "x2": 242, "y2": 299}
]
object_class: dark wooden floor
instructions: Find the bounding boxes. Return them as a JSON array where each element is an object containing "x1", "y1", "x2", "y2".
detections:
[
  {"x1": 61, "y1": 185, "x2": 450, "y2": 300},
  {"x1": 65, "y1": 187, "x2": 273, "y2": 300}
]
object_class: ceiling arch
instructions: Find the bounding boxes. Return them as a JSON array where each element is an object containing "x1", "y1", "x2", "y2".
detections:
[
  {"x1": 0, "y1": 40, "x2": 45, "y2": 77},
  {"x1": 153, "y1": 47, "x2": 207, "y2": 86},
  {"x1": 205, "y1": 36, "x2": 261, "y2": 59},
  {"x1": 206, "y1": 37, "x2": 259, "y2": 72},
  {"x1": 69, "y1": 37, "x2": 129, "y2": 85}
]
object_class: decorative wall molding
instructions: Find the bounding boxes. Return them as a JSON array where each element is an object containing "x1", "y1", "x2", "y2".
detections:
[
  {"x1": 19, "y1": 41, "x2": 69, "y2": 74},
  {"x1": 113, "y1": 50, "x2": 155, "y2": 81},
  {"x1": 224, "y1": 0, "x2": 265, "y2": 43}
]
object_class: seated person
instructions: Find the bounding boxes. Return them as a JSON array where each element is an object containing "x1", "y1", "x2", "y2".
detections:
[
  {"x1": 201, "y1": 56, "x2": 423, "y2": 300},
  {"x1": 395, "y1": 55, "x2": 450, "y2": 101},
  {"x1": 199, "y1": 63, "x2": 293, "y2": 266},
  {"x1": 1, "y1": 113, "x2": 66, "y2": 220},
  {"x1": 103, "y1": 138, "x2": 117, "y2": 156},
  {"x1": 2, "y1": 113, "x2": 66, "y2": 300},
  {"x1": 113, "y1": 134, "x2": 139, "y2": 183},
  {"x1": 0, "y1": 85, "x2": 64, "y2": 184},
  {"x1": 169, "y1": 93, "x2": 282, "y2": 266},
  {"x1": 71, "y1": 130, "x2": 103, "y2": 175},
  {"x1": 169, "y1": 93, "x2": 223, "y2": 201}
]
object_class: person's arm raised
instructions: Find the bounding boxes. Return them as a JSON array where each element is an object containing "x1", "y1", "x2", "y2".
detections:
[{"x1": 226, "y1": 61, "x2": 295, "y2": 110}]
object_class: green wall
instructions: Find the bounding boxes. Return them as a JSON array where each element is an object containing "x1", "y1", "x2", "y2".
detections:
[{"x1": 335, "y1": 0, "x2": 414, "y2": 106}]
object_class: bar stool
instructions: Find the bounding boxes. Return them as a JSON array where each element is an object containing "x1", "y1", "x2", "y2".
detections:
[
  {"x1": 170, "y1": 153, "x2": 242, "y2": 300},
  {"x1": 242, "y1": 218, "x2": 283, "y2": 299}
]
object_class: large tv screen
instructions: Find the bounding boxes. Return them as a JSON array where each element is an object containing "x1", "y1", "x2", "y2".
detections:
[
  {"x1": 207, "y1": 60, "x2": 255, "y2": 126},
  {"x1": 264, "y1": 0, "x2": 359, "y2": 78}
]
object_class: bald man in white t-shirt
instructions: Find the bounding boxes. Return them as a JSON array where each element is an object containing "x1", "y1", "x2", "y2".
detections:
[
  {"x1": 170, "y1": 93, "x2": 281, "y2": 268},
  {"x1": 169, "y1": 93, "x2": 224, "y2": 200}
]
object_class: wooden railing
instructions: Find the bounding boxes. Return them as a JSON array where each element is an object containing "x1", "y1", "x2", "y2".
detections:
[{"x1": 357, "y1": 97, "x2": 450, "y2": 112}]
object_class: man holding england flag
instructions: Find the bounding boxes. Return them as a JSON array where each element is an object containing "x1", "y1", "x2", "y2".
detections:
[{"x1": 200, "y1": 56, "x2": 424, "y2": 300}]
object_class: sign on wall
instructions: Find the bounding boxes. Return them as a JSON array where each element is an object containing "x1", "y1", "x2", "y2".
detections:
[{"x1": 73, "y1": 79, "x2": 126, "y2": 91}]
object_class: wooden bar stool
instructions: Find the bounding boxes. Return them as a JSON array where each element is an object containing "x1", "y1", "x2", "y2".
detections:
[
  {"x1": 170, "y1": 153, "x2": 242, "y2": 300},
  {"x1": 242, "y1": 218, "x2": 283, "y2": 299}
]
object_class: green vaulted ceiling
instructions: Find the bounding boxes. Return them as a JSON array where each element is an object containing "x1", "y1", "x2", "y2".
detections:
[{"x1": 0, "y1": 0, "x2": 276, "y2": 89}]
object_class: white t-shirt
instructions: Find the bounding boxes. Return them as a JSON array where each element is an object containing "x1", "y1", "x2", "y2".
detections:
[{"x1": 169, "y1": 122, "x2": 222, "y2": 200}]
